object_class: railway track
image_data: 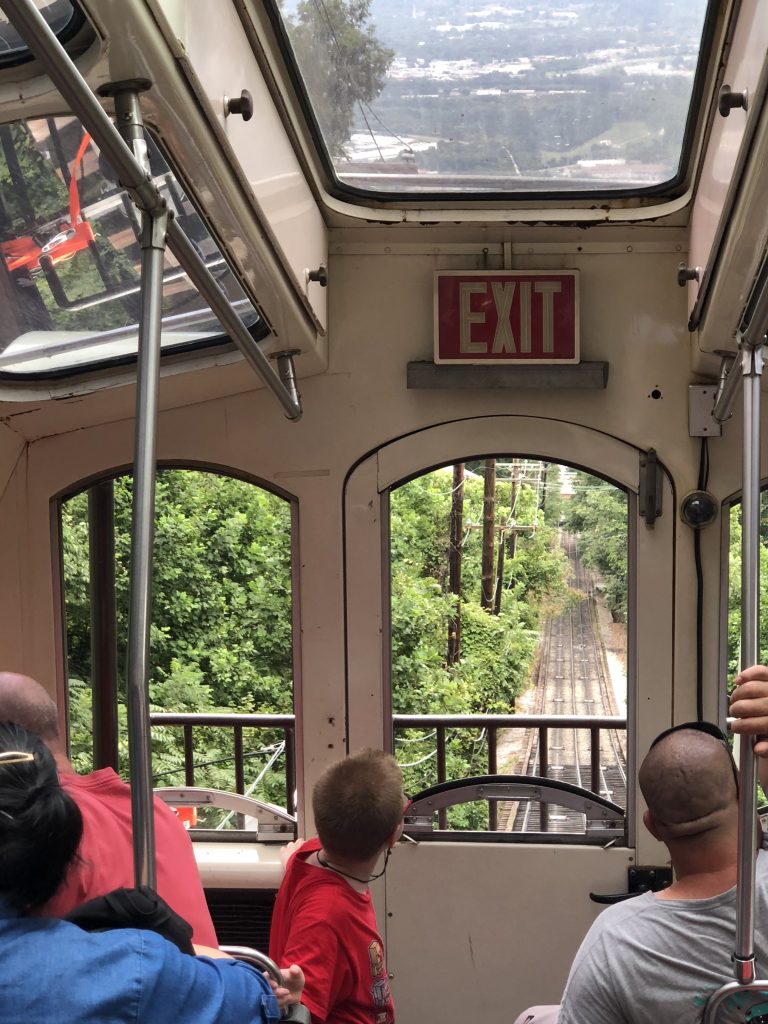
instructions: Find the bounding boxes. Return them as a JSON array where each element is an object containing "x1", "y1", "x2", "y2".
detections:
[{"x1": 500, "y1": 533, "x2": 627, "y2": 834}]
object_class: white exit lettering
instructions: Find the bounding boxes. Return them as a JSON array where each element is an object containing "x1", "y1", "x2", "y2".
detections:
[{"x1": 459, "y1": 280, "x2": 562, "y2": 355}]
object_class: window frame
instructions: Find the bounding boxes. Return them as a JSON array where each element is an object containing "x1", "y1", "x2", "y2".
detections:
[
  {"x1": 0, "y1": 1, "x2": 90, "y2": 70},
  {"x1": 0, "y1": 115, "x2": 268, "y2": 382},
  {"x1": 54, "y1": 461, "x2": 303, "y2": 833},
  {"x1": 340, "y1": 416, "x2": 671, "y2": 851},
  {"x1": 383, "y1": 455, "x2": 631, "y2": 842},
  {"x1": 262, "y1": 0, "x2": 722, "y2": 208}
]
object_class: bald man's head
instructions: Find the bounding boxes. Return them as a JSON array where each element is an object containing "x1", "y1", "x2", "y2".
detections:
[
  {"x1": 639, "y1": 727, "x2": 737, "y2": 844},
  {"x1": 0, "y1": 672, "x2": 60, "y2": 744}
]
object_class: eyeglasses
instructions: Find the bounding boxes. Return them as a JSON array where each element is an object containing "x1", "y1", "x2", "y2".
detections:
[{"x1": 649, "y1": 721, "x2": 739, "y2": 794}]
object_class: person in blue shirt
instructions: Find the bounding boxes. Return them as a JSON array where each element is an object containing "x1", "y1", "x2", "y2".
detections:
[{"x1": 0, "y1": 719, "x2": 303, "y2": 1024}]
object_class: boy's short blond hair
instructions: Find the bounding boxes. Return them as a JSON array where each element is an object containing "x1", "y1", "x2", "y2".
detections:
[{"x1": 313, "y1": 749, "x2": 404, "y2": 861}]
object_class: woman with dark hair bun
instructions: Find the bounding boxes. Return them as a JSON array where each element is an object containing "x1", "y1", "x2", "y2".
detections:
[
  {"x1": 0, "y1": 721, "x2": 303, "y2": 1024},
  {"x1": 0, "y1": 721, "x2": 83, "y2": 914}
]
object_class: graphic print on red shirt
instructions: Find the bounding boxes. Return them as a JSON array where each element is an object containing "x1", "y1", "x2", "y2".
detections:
[{"x1": 270, "y1": 838, "x2": 394, "y2": 1024}]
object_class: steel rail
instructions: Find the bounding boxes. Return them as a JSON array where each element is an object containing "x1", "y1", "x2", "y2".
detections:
[{"x1": 0, "y1": 0, "x2": 302, "y2": 421}]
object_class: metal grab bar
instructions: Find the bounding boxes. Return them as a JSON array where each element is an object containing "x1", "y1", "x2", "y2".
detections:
[
  {"x1": 154, "y1": 786, "x2": 296, "y2": 835},
  {"x1": 704, "y1": 332, "x2": 767, "y2": 1019},
  {"x1": 219, "y1": 948, "x2": 311, "y2": 1024},
  {"x1": 405, "y1": 775, "x2": 625, "y2": 840},
  {"x1": 0, "y1": 0, "x2": 302, "y2": 421},
  {"x1": 220, "y1": 946, "x2": 284, "y2": 986}
]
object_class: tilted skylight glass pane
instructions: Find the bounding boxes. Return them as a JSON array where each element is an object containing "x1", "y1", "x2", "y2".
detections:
[
  {"x1": 279, "y1": 0, "x2": 711, "y2": 194},
  {"x1": 0, "y1": 116, "x2": 259, "y2": 376},
  {"x1": 0, "y1": 1, "x2": 81, "y2": 64}
]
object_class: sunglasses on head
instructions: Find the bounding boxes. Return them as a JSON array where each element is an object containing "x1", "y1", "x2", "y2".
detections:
[{"x1": 650, "y1": 721, "x2": 739, "y2": 793}]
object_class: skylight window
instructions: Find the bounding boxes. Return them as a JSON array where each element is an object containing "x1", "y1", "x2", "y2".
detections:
[
  {"x1": 0, "y1": 1, "x2": 84, "y2": 66},
  {"x1": 0, "y1": 116, "x2": 260, "y2": 378},
  {"x1": 276, "y1": 0, "x2": 712, "y2": 196}
]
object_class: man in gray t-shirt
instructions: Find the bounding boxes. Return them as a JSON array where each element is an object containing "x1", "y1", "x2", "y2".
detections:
[
  {"x1": 558, "y1": 844, "x2": 768, "y2": 1024},
  {"x1": 559, "y1": 664, "x2": 768, "y2": 1024}
]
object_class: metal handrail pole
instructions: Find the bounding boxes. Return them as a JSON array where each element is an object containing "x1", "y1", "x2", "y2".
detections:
[
  {"x1": 734, "y1": 341, "x2": 764, "y2": 982},
  {"x1": 112, "y1": 85, "x2": 167, "y2": 892},
  {"x1": 149, "y1": 712, "x2": 296, "y2": 727},
  {"x1": 125, "y1": 203, "x2": 166, "y2": 891},
  {"x1": 704, "y1": 979, "x2": 768, "y2": 1024},
  {"x1": 713, "y1": 351, "x2": 740, "y2": 424},
  {"x1": 165, "y1": 221, "x2": 302, "y2": 420},
  {"x1": 0, "y1": 0, "x2": 302, "y2": 420}
]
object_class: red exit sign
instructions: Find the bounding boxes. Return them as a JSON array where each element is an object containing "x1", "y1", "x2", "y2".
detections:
[{"x1": 435, "y1": 270, "x2": 579, "y2": 364}]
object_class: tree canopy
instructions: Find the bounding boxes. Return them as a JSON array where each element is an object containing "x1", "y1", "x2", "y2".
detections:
[
  {"x1": 286, "y1": 0, "x2": 394, "y2": 157},
  {"x1": 61, "y1": 460, "x2": 627, "y2": 828}
]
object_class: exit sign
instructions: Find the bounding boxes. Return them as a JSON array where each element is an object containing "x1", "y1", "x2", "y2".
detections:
[{"x1": 434, "y1": 270, "x2": 579, "y2": 364}]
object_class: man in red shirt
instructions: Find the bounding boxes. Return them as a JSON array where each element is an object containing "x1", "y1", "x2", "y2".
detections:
[
  {"x1": 270, "y1": 749, "x2": 405, "y2": 1024},
  {"x1": 0, "y1": 671, "x2": 217, "y2": 946}
]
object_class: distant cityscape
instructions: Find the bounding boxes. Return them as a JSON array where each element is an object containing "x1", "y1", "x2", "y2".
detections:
[{"x1": 341, "y1": 0, "x2": 710, "y2": 188}]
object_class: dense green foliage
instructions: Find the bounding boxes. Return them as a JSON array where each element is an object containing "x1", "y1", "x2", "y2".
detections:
[
  {"x1": 63, "y1": 471, "x2": 293, "y2": 807},
  {"x1": 562, "y1": 472, "x2": 628, "y2": 622},
  {"x1": 389, "y1": 464, "x2": 569, "y2": 822},
  {"x1": 62, "y1": 461, "x2": 625, "y2": 830},
  {"x1": 727, "y1": 503, "x2": 768, "y2": 679}
]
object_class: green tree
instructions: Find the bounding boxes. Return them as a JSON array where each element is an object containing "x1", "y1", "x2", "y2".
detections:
[
  {"x1": 563, "y1": 473, "x2": 628, "y2": 621},
  {"x1": 62, "y1": 469, "x2": 293, "y2": 807},
  {"x1": 727, "y1": 502, "x2": 768, "y2": 679},
  {"x1": 287, "y1": 0, "x2": 394, "y2": 157},
  {"x1": 390, "y1": 462, "x2": 568, "y2": 825}
]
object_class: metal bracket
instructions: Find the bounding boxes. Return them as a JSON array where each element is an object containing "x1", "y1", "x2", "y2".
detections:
[
  {"x1": 688, "y1": 384, "x2": 722, "y2": 437},
  {"x1": 590, "y1": 865, "x2": 672, "y2": 904},
  {"x1": 743, "y1": 343, "x2": 766, "y2": 377},
  {"x1": 140, "y1": 207, "x2": 169, "y2": 251},
  {"x1": 638, "y1": 449, "x2": 663, "y2": 528}
]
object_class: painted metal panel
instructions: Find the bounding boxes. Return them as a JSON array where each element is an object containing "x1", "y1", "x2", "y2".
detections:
[
  {"x1": 384, "y1": 843, "x2": 634, "y2": 1020},
  {"x1": 155, "y1": 0, "x2": 327, "y2": 333}
]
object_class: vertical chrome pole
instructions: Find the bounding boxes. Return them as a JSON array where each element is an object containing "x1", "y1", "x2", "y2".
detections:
[
  {"x1": 734, "y1": 339, "x2": 765, "y2": 983},
  {"x1": 114, "y1": 87, "x2": 167, "y2": 891}
]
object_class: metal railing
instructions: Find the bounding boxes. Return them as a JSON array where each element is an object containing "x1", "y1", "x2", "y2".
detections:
[
  {"x1": 146, "y1": 711, "x2": 625, "y2": 832},
  {"x1": 148, "y1": 712, "x2": 297, "y2": 818},
  {"x1": 394, "y1": 713, "x2": 627, "y2": 830}
]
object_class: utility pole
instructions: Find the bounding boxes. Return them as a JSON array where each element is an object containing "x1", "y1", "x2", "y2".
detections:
[
  {"x1": 493, "y1": 522, "x2": 505, "y2": 615},
  {"x1": 494, "y1": 463, "x2": 520, "y2": 614},
  {"x1": 447, "y1": 463, "x2": 464, "y2": 664},
  {"x1": 507, "y1": 464, "x2": 520, "y2": 560},
  {"x1": 481, "y1": 458, "x2": 496, "y2": 610},
  {"x1": 540, "y1": 461, "x2": 549, "y2": 518}
]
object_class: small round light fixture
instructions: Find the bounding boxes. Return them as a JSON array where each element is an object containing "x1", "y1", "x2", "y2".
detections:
[{"x1": 680, "y1": 490, "x2": 718, "y2": 529}]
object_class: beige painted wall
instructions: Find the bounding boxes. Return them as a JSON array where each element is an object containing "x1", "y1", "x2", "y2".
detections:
[{"x1": 0, "y1": 236, "x2": 747, "y2": 812}]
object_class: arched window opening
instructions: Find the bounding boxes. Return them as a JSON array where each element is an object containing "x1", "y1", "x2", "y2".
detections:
[
  {"x1": 59, "y1": 468, "x2": 295, "y2": 832},
  {"x1": 389, "y1": 458, "x2": 628, "y2": 839}
]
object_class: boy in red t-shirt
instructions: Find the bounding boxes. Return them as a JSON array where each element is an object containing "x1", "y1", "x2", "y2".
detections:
[{"x1": 269, "y1": 749, "x2": 405, "y2": 1024}]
